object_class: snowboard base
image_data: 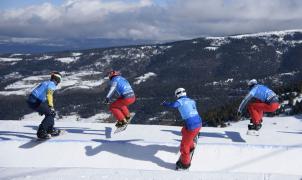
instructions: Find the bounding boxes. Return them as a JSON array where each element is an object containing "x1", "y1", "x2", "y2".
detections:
[
  {"x1": 247, "y1": 130, "x2": 260, "y2": 136},
  {"x1": 114, "y1": 124, "x2": 129, "y2": 134},
  {"x1": 36, "y1": 129, "x2": 66, "y2": 141},
  {"x1": 176, "y1": 150, "x2": 194, "y2": 171},
  {"x1": 113, "y1": 113, "x2": 135, "y2": 134}
]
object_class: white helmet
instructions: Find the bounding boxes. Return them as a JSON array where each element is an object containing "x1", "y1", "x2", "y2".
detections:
[
  {"x1": 248, "y1": 79, "x2": 257, "y2": 87},
  {"x1": 175, "y1": 88, "x2": 186, "y2": 98},
  {"x1": 50, "y1": 71, "x2": 62, "y2": 84}
]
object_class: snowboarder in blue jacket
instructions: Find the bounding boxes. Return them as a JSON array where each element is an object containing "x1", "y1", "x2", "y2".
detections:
[
  {"x1": 162, "y1": 88, "x2": 202, "y2": 170},
  {"x1": 238, "y1": 79, "x2": 279, "y2": 131},
  {"x1": 26, "y1": 72, "x2": 62, "y2": 139}
]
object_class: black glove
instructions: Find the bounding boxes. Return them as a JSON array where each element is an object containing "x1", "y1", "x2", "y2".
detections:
[
  {"x1": 160, "y1": 100, "x2": 166, "y2": 106},
  {"x1": 103, "y1": 97, "x2": 110, "y2": 104},
  {"x1": 50, "y1": 107, "x2": 56, "y2": 117},
  {"x1": 237, "y1": 111, "x2": 241, "y2": 117}
]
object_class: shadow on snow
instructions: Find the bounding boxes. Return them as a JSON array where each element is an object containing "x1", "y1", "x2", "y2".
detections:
[
  {"x1": 85, "y1": 139, "x2": 178, "y2": 170},
  {"x1": 0, "y1": 131, "x2": 36, "y2": 141},
  {"x1": 277, "y1": 130, "x2": 302, "y2": 134},
  {"x1": 161, "y1": 129, "x2": 246, "y2": 143},
  {"x1": 10, "y1": 125, "x2": 113, "y2": 149}
]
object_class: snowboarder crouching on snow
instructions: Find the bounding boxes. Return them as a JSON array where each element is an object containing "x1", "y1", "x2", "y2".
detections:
[
  {"x1": 162, "y1": 88, "x2": 202, "y2": 170},
  {"x1": 26, "y1": 72, "x2": 62, "y2": 139},
  {"x1": 238, "y1": 79, "x2": 280, "y2": 131},
  {"x1": 103, "y1": 70, "x2": 136, "y2": 128}
]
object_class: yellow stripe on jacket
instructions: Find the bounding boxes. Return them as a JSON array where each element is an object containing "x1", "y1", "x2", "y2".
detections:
[{"x1": 47, "y1": 90, "x2": 54, "y2": 107}]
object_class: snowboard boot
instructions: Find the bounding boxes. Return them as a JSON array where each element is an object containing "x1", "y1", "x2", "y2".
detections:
[
  {"x1": 255, "y1": 123, "x2": 262, "y2": 130},
  {"x1": 248, "y1": 123, "x2": 262, "y2": 131},
  {"x1": 190, "y1": 147, "x2": 195, "y2": 153},
  {"x1": 125, "y1": 115, "x2": 131, "y2": 122},
  {"x1": 115, "y1": 119, "x2": 128, "y2": 128},
  {"x1": 48, "y1": 127, "x2": 61, "y2": 137},
  {"x1": 37, "y1": 125, "x2": 50, "y2": 139},
  {"x1": 176, "y1": 160, "x2": 190, "y2": 170}
]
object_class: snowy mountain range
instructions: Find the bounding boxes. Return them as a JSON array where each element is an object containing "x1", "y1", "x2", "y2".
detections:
[
  {"x1": 0, "y1": 30, "x2": 302, "y2": 124},
  {"x1": 0, "y1": 116, "x2": 301, "y2": 180},
  {"x1": 0, "y1": 37, "x2": 155, "y2": 54}
]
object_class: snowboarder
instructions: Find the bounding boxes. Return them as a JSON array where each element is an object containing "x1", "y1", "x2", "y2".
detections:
[
  {"x1": 162, "y1": 88, "x2": 202, "y2": 170},
  {"x1": 103, "y1": 70, "x2": 136, "y2": 128},
  {"x1": 238, "y1": 79, "x2": 280, "y2": 132},
  {"x1": 26, "y1": 72, "x2": 62, "y2": 139}
]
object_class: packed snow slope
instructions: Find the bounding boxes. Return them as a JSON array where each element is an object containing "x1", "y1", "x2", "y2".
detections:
[{"x1": 0, "y1": 116, "x2": 301, "y2": 180}]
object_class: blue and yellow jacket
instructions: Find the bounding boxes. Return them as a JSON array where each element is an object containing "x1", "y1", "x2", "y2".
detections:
[{"x1": 29, "y1": 80, "x2": 57, "y2": 107}]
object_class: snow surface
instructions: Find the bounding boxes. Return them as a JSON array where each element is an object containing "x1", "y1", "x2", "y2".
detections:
[
  {"x1": 230, "y1": 29, "x2": 302, "y2": 39},
  {"x1": 59, "y1": 71, "x2": 104, "y2": 90},
  {"x1": 205, "y1": 78, "x2": 234, "y2": 86},
  {"x1": 35, "y1": 55, "x2": 52, "y2": 61},
  {"x1": 55, "y1": 57, "x2": 80, "y2": 64},
  {"x1": 134, "y1": 72, "x2": 157, "y2": 85},
  {"x1": 3, "y1": 72, "x2": 23, "y2": 79},
  {"x1": 0, "y1": 71, "x2": 104, "y2": 96},
  {"x1": 9, "y1": 54, "x2": 30, "y2": 57},
  {"x1": 251, "y1": 45, "x2": 259, "y2": 51},
  {"x1": 205, "y1": 29, "x2": 302, "y2": 50},
  {"x1": 72, "y1": 52, "x2": 82, "y2": 57},
  {"x1": 0, "y1": 75, "x2": 49, "y2": 96},
  {"x1": 204, "y1": 47, "x2": 219, "y2": 51},
  {"x1": 0, "y1": 116, "x2": 301, "y2": 180},
  {"x1": 21, "y1": 112, "x2": 111, "y2": 123},
  {"x1": 205, "y1": 36, "x2": 230, "y2": 47},
  {"x1": 0, "y1": 57, "x2": 22, "y2": 62}
]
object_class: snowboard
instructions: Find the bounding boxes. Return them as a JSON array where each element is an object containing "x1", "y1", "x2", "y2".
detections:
[
  {"x1": 246, "y1": 130, "x2": 260, "y2": 136},
  {"x1": 113, "y1": 113, "x2": 135, "y2": 134},
  {"x1": 176, "y1": 135, "x2": 199, "y2": 171},
  {"x1": 36, "y1": 129, "x2": 66, "y2": 142},
  {"x1": 19, "y1": 130, "x2": 66, "y2": 149}
]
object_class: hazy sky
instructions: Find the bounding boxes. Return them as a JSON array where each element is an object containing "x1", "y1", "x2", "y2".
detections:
[{"x1": 0, "y1": 0, "x2": 302, "y2": 41}]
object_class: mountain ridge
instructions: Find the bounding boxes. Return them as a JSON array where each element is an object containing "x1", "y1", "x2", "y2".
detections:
[{"x1": 0, "y1": 30, "x2": 302, "y2": 125}]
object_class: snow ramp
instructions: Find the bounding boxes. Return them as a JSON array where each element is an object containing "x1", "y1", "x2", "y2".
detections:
[{"x1": 0, "y1": 116, "x2": 301, "y2": 180}]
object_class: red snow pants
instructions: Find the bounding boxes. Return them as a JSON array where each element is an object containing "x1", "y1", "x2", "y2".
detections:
[
  {"x1": 109, "y1": 96, "x2": 136, "y2": 121},
  {"x1": 180, "y1": 126, "x2": 201, "y2": 165},
  {"x1": 248, "y1": 100, "x2": 279, "y2": 125}
]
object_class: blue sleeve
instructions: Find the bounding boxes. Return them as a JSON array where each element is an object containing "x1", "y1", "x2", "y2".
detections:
[
  {"x1": 48, "y1": 82, "x2": 56, "y2": 91},
  {"x1": 163, "y1": 101, "x2": 181, "y2": 108}
]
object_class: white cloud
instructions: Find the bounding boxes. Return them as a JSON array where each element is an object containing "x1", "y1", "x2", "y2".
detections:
[{"x1": 0, "y1": 0, "x2": 301, "y2": 41}]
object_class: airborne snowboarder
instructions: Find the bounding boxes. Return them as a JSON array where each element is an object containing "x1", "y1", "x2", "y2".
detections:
[
  {"x1": 26, "y1": 72, "x2": 62, "y2": 139},
  {"x1": 162, "y1": 88, "x2": 202, "y2": 170},
  {"x1": 103, "y1": 70, "x2": 136, "y2": 129},
  {"x1": 238, "y1": 79, "x2": 280, "y2": 135}
]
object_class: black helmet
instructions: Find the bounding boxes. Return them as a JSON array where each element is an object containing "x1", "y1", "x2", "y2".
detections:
[{"x1": 50, "y1": 71, "x2": 62, "y2": 84}]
